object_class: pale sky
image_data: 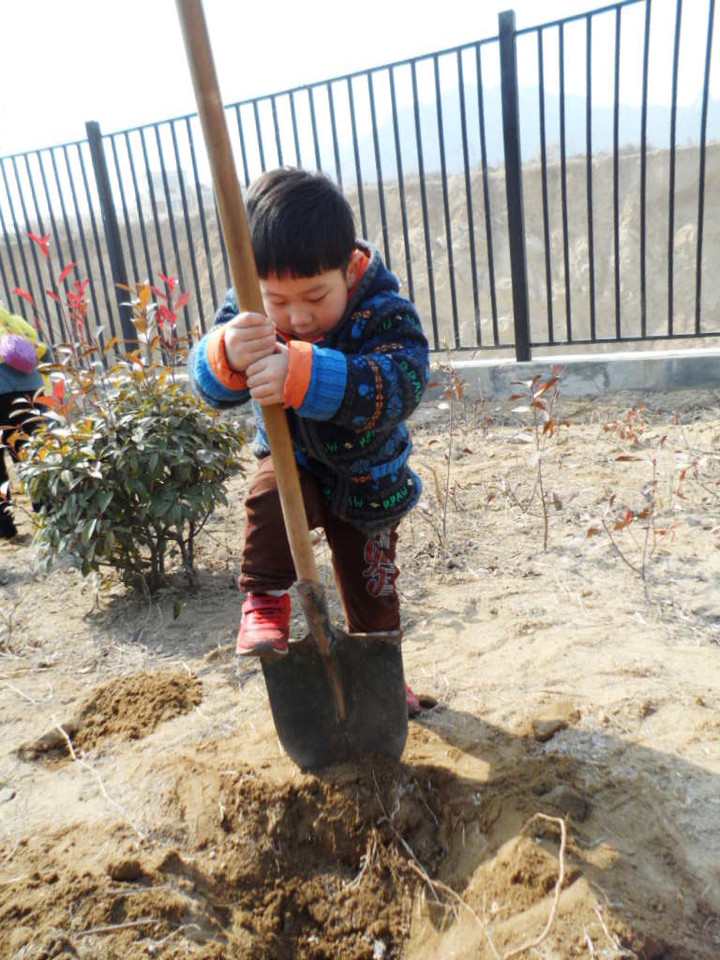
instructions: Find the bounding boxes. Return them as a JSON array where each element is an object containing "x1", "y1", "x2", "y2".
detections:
[{"x1": 1, "y1": 0, "x2": 717, "y2": 156}]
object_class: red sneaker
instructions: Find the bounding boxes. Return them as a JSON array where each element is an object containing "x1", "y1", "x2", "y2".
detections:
[
  {"x1": 236, "y1": 593, "x2": 291, "y2": 657},
  {"x1": 405, "y1": 683, "x2": 421, "y2": 718}
]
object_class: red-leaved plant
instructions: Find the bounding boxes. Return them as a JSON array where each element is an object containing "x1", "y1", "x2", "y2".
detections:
[
  {"x1": 118, "y1": 272, "x2": 192, "y2": 373},
  {"x1": 14, "y1": 233, "x2": 195, "y2": 406},
  {"x1": 13, "y1": 232, "x2": 244, "y2": 594},
  {"x1": 506, "y1": 366, "x2": 568, "y2": 551}
]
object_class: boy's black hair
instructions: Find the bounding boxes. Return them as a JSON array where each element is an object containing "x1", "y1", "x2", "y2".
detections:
[{"x1": 246, "y1": 167, "x2": 356, "y2": 279}]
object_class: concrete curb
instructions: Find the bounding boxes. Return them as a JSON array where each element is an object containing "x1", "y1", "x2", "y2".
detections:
[{"x1": 426, "y1": 347, "x2": 720, "y2": 400}]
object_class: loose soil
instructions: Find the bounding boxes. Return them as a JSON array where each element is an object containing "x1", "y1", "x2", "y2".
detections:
[{"x1": 0, "y1": 387, "x2": 718, "y2": 959}]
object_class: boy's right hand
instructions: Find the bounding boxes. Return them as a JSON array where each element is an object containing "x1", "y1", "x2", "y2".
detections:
[{"x1": 223, "y1": 312, "x2": 276, "y2": 373}]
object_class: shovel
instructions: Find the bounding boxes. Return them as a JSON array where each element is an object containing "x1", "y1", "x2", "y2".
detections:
[{"x1": 176, "y1": 0, "x2": 408, "y2": 769}]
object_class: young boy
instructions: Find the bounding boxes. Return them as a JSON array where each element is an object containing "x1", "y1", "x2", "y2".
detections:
[{"x1": 189, "y1": 168, "x2": 429, "y2": 713}]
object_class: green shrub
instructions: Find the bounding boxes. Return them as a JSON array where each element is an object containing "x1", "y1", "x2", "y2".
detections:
[
  {"x1": 13, "y1": 242, "x2": 244, "y2": 593},
  {"x1": 19, "y1": 369, "x2": 244, "y2": 592}
]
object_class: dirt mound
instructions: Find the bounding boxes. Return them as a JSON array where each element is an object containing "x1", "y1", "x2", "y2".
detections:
[
  {"x1": 0, "y1": 732, "x2": 705, "y2": 959},
  {"x1": 0, "y1": 761, "x2": 432, "y2": 959},
  {"x1": 15, "y1": 671, "x2": 203, "y2": 762}
]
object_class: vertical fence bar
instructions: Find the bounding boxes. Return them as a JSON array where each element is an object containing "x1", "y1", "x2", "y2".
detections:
[
  {"x1": 85, "y1": 121, "x2": 135, "y2": 343},
  {"x1": 10, "y1": 156, "x2": 46, "y2": 302},
  {"x1": 187, "y1": 115, "x2": 219, "y2": 321},
  {"x1": 411, "y1": 59, "x2": 439, "y2": 350},
  {"x1": 110, "y1": 135, "x2": 140, "y2": 284},
  {"x1": 640, "y1": 0, "x2": 651, "y2": 338},
  {"x1": 368, "y1": 72, "x2": 390, "y2": 266},
  {"x1": 668, "y1": 0, "x2": 683, "y2": 336},
  {"x1": 613, "y1": 6, "x2": 622, "y2": 339},
  {"x1": 0, "y1": 171, "x2": 21, "y2": 308},
  {"x1": 271, "y1": 96, "x2": 284, "y2": 168},
  {"x1": 169, "y1": 119, "x2": 204, "y2": 330},
  {"x1": 433, "y1": 54, "x2": 460, "y2": 347},
  {"x1": 327, "y1": 83, "x2": 343, "y2": 187},
  {"x1": 537, "y1": 27, "x2": 554, "y2": 344},
  {"x1": 214, "y1": 195, "x2": 231, "y2": 290},
  {"x1": 124, "y1": 131, "x2": 154, "y2": 285},
  {"x1": 499, "y1": 10, "x2": 531, "y2": 361},
  {"x1": 308, "y1": 88, "x2": 322, "y2": 172},
  {"x1": 389, "y1": 66, "x2": 414, "y2": 302},
  {"x1": 63, "y1": 144, "x2": 112, "y2": 331},
  {"x1": 289, "y1": 92, "x2": 302, "y2": 167},
  {"x1": 1, "y1": 158, "x2": 35, "y2": 316},
  {"x1": 139, "y1": 127, "x2": 168, "y2": 274},
  {"x1": 20, "y1": 155, "x2": 48, "y2": 279},
  {"x1": 585, "y1": 15, "x2": 596, "y2": 341},
  {"x1": 68, "y1": 143, "x2": 108, "y2": 330},
  {"x1": 696, "y1": 0, "x2": 716, "y2": 334},
  {"x1": 233, "y1": 106, "x2": 251, "y2": 187},
  {"x1": 0, "y1": 200, "x2": 14, "y2": 305},
  {"x1": 35, "y1": 150, "x2": 69, "y2": 340},
  {"x1": 37, "y1": 150, "x2": 67, "y2": 269},
  {"x1": 252, "y1": 100, "x2": 266, "y2": 172},
  {"x1": 477, "y1": 44, "x2": 499, "y2": 345},
  {"x1": 458, "y1": 48, "x2": 482, "y2": 344},
  {"x1": 347, "y1": 77, "x2": 368, "y2": 240},
  {"x1": 153, "y1": 124, "x2": 186, "y2": 294},
  {"x1": 559, "y1": 23, "x2": 572, "y2": 341}
]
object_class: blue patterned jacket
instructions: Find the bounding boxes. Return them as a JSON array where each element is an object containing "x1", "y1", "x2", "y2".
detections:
[{"x1": 189, "y1": 242, "x2": 429, "y2": 532}]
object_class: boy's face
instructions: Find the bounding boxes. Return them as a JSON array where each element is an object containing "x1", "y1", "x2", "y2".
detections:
[{"x1": 259, "y1": 266, "x2": 355, "y2": 342}]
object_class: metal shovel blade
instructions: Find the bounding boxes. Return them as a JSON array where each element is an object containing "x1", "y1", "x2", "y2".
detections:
[{"x1": 261, "y1": 631, "x2": 408, "y2": 770}]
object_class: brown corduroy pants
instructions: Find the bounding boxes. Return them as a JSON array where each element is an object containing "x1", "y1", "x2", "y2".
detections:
[{"x1": 239, "y1": 456, "x2": 401, "y2": 634}]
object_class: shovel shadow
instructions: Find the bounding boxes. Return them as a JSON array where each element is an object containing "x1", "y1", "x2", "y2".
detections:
[{"x1": 403, "y1": 701, "x2": 720, "y2": 958}]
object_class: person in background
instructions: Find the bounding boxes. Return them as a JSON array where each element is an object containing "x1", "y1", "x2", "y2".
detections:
[
  {"x1": 0, "y1": 307, "x2": 48, "y2": 539},
  {"x1": 189, "y1": 167, "x2": 429, "y2": 716}
]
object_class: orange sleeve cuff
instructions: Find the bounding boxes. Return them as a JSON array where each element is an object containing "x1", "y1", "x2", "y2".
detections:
[
  {"x1": 205, "y1": 326, "x2": 247, "y2": 391},
  {"x1": 282, "y1": 340, "x2": 314, "y2": 409}
]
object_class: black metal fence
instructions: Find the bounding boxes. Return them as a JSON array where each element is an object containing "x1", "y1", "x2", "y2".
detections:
[{"x1": 1, "y1": 0, "x2": 718, "y2": 361}]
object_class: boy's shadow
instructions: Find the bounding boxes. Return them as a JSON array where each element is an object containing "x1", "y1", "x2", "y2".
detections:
[{"x1": 371, "y1": 701, "x2": 719, "y2": 958}]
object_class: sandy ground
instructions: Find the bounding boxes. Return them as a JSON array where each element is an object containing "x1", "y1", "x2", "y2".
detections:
[{"x1": 0, "y1": 385, "x2": 718, "y2": 959}]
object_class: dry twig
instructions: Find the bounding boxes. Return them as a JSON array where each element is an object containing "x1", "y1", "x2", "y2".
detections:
[
  {"x1": 3, "y1": 680, "x2": 40, "y2": 704},
  {"x1": 592, "y1": 904, "x2": 638, "y2": 958},
  {"x1": 502, "y1": 814, "x2": 567, "y2": 959},
  {"x1": 74, "y1": 918, "x2": 158, "y2": 937},
  {"x1": 344, "y1": 832, "x2": 379, "y2": 889}
]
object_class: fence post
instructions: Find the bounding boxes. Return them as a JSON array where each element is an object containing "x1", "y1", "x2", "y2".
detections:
[
  {"x1": 85, "y1": 121, "x2": 135, "y2": 344},
  {"x1": 499, "y1": 10, "x2": 531, "y2": 362}
]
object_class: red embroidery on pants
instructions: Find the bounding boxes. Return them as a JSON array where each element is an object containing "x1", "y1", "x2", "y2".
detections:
[{"x1": 363, "y1": 532, "x2": 394, "y2": 598}]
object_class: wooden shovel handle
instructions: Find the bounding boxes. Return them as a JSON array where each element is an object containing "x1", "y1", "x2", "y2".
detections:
[{"x1": 175, "y1": 0, "x2": 318, "y2": 584}]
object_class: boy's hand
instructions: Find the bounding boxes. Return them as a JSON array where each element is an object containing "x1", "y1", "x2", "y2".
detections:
[
  {"x1": 246, "y1": 344, "x2": 290, "y2": 406},
  {"x1": 223, "y1": 312, "x2": 276, "y2": 372}
]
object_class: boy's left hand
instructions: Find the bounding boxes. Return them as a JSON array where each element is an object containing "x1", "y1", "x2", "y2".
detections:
[{"x1": 246, "y1": 344, "x2": 290, "y2": 406}]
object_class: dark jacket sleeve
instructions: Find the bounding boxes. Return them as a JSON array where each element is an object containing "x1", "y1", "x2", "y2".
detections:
[{"x1": 318, "y1": 299, "x2": 429, "y2": 432}]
